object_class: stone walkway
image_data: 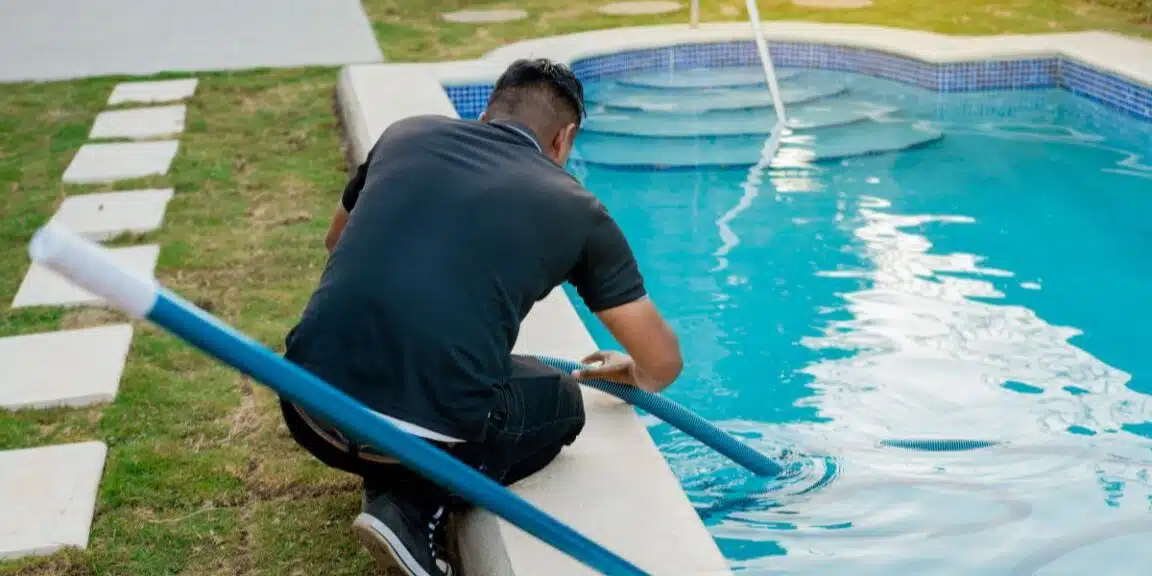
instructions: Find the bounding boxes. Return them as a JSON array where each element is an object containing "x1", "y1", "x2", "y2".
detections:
[
  {"x1": 0, "y1": 79, "x2": 197, "y2": 560},
  {"x1": 0, "y1": 0, "x2": 381, "y2": 83}
]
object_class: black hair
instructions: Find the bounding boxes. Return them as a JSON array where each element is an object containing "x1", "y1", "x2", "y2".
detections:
[{"x1": 485, "y1": 58, "x2": 586, "y2": 132}]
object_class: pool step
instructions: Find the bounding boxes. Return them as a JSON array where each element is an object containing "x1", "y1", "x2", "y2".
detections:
[
  {"x1": 585, "y1": 82, "x2": 849, "y2": 113},
  {"x1": 616, "y1": 67, "x2": 801, "y2": 90},
  {"x1": 572, "y1": 120, "x2": 944, "y2": 168},
  {"x1": 582, "y1": 100, "x2": 899, "y2": 137}
]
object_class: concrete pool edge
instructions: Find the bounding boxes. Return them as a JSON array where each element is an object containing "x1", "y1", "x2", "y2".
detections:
[
  {"x1": 474, "y1": 21, "x2": 1142, "y2": 89},
  {"x1": 400, "y1": 23, "x2": 1151, "y2": 122},
  {"x1": 335, "y1": 22, "x2": 1150, "y2": 576},
  {"x1": 479, "y1": 22, "x2": 1150, "y2": 89}
]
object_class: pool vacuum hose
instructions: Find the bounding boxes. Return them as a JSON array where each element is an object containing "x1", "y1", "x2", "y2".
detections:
[{"x1": 534, "y1": 355, "x2": 783, "y2": 477}]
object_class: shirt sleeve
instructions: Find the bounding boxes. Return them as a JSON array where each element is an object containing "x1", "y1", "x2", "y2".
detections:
[
  {"x1": 567, "y1": 204, "x2": 648, "y2": 312},
  {"x1": 341, "y1": 159, "x2": 369, "y2": 212}
]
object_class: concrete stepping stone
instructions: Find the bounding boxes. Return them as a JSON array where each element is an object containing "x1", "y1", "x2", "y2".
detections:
[
  {"x1": 442, "y1": 9, "x2": 528, "y2": 23},
  {"x1": 599, "y1": 1, "x2": 682, "y2": 15},
  {"x1": 0, "y1": 325, "x2": 133, "y2": 410},
  {"x1": 89, "y1": 105, "x2": 186, "y2": 140},
  {"x1": 793, "y1": 0, "x2": 872, "y2": 8},
  {"x1": 48, "y1": 188, "x2": 174, "y2": 241},
  {"x1": 62, "y1": 141, "x2": 179, "y2": 184},
  {"x1": 107, "y1": 78, "x2": 198, "y2": 105},
  {"x1": 0, "y1": 442, "x2": 107, "y2": 560},
  {"x1": 12, "y1": 245, "x2": 160, "y2": 309}
]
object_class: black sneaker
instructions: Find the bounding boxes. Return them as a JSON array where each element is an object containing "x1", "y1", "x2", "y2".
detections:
[{"x1": 352, "y1": 489, "x2": 455, "y2": 576}]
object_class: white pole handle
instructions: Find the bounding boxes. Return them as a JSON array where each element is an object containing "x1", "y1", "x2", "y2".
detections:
[
  {"x1": 28, "y1": 223, "x2": 159, "y2": 318},
  {"x1": 746, "y1": 0, "x2": 788, "y2": 126}
]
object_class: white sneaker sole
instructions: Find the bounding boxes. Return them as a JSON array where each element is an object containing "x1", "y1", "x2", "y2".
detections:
[{"x1": 352, "y1": 512, "x2": 431, "y2": 576}]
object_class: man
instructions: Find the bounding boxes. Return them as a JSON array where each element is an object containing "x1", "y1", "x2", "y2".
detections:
[{"x1": 280, "y1": 58, "x2": 682, "y2": 576}]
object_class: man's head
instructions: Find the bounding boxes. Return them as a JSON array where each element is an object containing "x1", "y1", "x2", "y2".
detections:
[{"x1": 480, "y1": 58, "x2": 586, "y2": 166}]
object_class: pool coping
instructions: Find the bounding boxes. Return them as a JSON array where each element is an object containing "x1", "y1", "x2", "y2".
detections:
[{"x1": 335, "y1": 21, "x2": 1150, "y2": 576}]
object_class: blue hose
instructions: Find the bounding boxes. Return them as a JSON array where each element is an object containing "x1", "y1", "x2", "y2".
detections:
[{"x1": 533, "y1": 355, "x2": 783, "y2": 478}]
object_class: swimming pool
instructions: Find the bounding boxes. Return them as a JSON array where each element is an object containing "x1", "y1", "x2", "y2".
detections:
[{"x1": 565, "y1": 66, "x2": 1152, "y2": 574}]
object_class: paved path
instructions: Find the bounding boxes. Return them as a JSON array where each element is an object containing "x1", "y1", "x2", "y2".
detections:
[
  {"x1": 0, "y1": 77, "x2": 197, "y2": 561},
  {"x1": 0, "y1": 0, "x2": 382, "y2": 83}
]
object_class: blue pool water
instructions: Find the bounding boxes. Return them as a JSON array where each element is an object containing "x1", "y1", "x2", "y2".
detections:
[{"x1": 565, "y1": 67, "x2": 1152, "y2": 574}]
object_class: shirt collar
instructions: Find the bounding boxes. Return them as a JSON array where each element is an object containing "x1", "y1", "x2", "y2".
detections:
[{"x1": 489, "y1": 120, "x2": 543, "y2": 154}]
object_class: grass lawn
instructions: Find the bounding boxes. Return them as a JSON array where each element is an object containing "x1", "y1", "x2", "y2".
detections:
[{"x1": 0, "y1": 1, "x2": 1148, "y2": 574}]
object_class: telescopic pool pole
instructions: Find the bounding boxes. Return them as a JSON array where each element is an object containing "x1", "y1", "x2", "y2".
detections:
[{"x1": 28, "y1": 223, "x2": 647, "y2": 576}]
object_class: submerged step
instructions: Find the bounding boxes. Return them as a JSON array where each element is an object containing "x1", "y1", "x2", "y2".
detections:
[
  {"x1": 583, "y1": 100, "x2": 898, "y2": 137},
  {"x1": 585, "y1": 82, "x2": 849, "y2": 113},
  {"x1": 573, "y1": 120, "x2": 944, "y2": 168},
  {"x1": 616, "y1": 67, "x2": 801, "y2": 89}
]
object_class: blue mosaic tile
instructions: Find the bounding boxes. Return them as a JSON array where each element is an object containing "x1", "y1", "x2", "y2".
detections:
[
  {"x1": 1061, "y1": 59, "x2": 1152, "y2": 120},
  {"x1": 441, "y1": 41, "x2": 1151, "y2": 121},
  {"x1": 443, "y1": 85, "x2": 493, "y2": 120}
]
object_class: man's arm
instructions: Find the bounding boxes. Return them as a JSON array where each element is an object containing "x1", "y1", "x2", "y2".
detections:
[
  {"x1": 324, "y1": 203, "x2": 351, "y2": 254},
  {"x1": 324, "y1": 155, "x2": 371, "y2": 254},
  {"x1": 588, "y1": 298, "x2": 682, "y2": 392},
  {"x1": 567, "y1": 204, "x2": 683, "y2": 393}
]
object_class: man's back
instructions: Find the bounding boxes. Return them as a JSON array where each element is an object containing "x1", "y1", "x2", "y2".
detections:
[{"x1": 285, "y1": 115, "x2": 644, "y2": 441}]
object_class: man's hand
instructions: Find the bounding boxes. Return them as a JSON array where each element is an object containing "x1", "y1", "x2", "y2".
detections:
[{"x1": 572, "y1": 350, "x2": 661, "y2": 392}]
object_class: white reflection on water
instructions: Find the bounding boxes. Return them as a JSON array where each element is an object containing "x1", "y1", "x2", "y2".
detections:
[
  {"x1": 800, "y1": 197, "x2": 1148, "y2": 441},
  {"x1": 728, "y1": 196, "x2": 1152, "y2": 574}
]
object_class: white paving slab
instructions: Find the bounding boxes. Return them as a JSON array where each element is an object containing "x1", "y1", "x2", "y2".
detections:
[
  {"x1": 0, "y1": 442, "x2": 107, "y2": 560},
  {"x1": 89, "y1": 105, "x2": 186, "y2": 140},
  {"x1": 599, "y1": 1, "x2": 682, "y2": 15},
  {"x1": 0, "y1": 325, "x2": 134, "y2": 410},
  {"x1": 0, "y1": 0, "x2": 382, "y2": 83},
  {"x1": 49, "y1": 189, "x2": 174, "y2": 241},
  {"x1": 793, "y1": 0, "x2": 872, "y2": 7},
  {"x1": 61, "y1": 141, "x2": 179, "y2": 184},
  {"x1": 442, "y1": 9, "x2": 529, "y2": 23},
  {"x1": 12, "y1": 245, "x2": 160, "y2": 309},
  {"x1": 108, "y1": 79, "x2": 198, "y2": 105}
]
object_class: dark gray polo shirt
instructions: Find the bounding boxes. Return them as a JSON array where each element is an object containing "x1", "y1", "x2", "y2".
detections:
[{"x1": 284, "y1": 115, "x2": 646, "y2": 441}]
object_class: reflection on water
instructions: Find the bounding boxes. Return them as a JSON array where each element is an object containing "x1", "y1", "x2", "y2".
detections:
[
  {"x1": 740, "y1": 190, "x2": 1152, "y2": 573},
  {"x1": 570, "y1": 71, "x2": 1152, "y2": 574},
  {"x1": 802, "y1": 199, "x2": 1145, "y2": 440}
]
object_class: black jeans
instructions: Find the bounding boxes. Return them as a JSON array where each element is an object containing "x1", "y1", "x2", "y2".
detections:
[{"x1": 280, "y1": 355, "x2": 586, "y2": 507}]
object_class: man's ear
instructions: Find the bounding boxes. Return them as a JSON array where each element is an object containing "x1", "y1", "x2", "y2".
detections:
[
  {"x1": 550, "y1": 122, "x2": 579, "y2": 165},
  {"x1": 478, "y1": 111, "x2": 488, "y2": 122},
  {"x1": 553, "y1": 122, "x2": 577, "y2": 149}
]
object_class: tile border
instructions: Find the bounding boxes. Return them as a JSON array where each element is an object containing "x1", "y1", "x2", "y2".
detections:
[
  {"x1": 444, "y1": 38, "x2": 1150, "y2": 121},
  {"x1": 396, "y1": 23, "x2": 1150, "y2": 121}
]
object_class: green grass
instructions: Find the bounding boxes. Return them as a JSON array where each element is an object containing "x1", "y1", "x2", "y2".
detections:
[
  {"x1": 0, "y1": 1, "x2": 1148, "y2": 574},
  {"x1": 0, "y1": 69, "x2": 358, "y2": 575}
]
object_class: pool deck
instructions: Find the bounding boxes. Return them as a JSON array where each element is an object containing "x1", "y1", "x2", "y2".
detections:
[{"x1": 336, "y1": 22, "x2": 1151, "y2": 575}]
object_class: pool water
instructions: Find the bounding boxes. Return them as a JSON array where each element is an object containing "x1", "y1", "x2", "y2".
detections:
[{"x1": 565, "y1": 67, "x2": 1152, "y2": 574}]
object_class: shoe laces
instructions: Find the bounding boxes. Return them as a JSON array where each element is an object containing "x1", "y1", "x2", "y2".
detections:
[{"x1": 427, "y1": 505, "x2": 454, "y2": 575}]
